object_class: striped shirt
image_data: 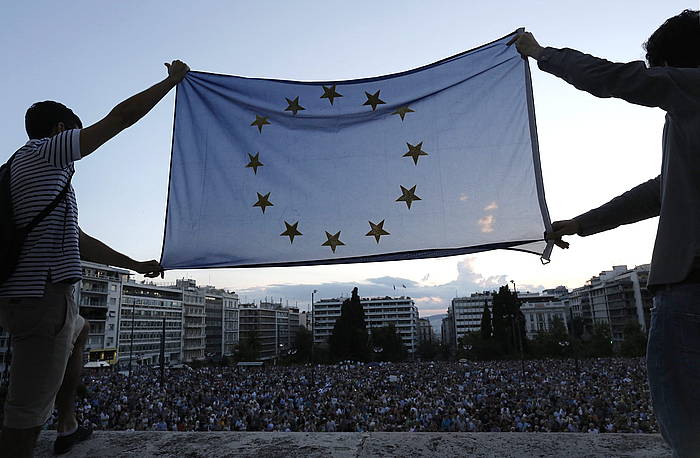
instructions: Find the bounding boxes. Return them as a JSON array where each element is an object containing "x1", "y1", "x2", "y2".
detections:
[{"x1": 0, "y1": 129, "x2": 82, "y2": 297}]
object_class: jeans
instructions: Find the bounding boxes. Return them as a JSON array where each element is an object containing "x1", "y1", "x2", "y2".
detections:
[{"x1": 647, "y1": 284, "x2": 700, "y2": 458}]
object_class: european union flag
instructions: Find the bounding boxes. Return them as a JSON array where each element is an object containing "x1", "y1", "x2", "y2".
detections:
[{"x1": 160, "y1": 30, "x2": 552, "y2": 269}]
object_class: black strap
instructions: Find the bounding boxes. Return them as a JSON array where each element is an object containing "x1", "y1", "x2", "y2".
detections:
[{"x1": 13, "y1": 160, "x2": 73, "y2": 236}]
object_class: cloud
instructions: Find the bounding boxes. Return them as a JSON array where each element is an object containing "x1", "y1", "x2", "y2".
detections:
[
  {"x1": 233, "y1": 256, "x2": 544, "y2": 317},
  {"x1": 459, "y1": 193, "x2": 469, "y2": 202},
  {"x1": 478, "y1": 215, "x2": 495, "y2": 233},
  {"x1": 484, "y1": 201, "x2": 498, "y2": 211}
]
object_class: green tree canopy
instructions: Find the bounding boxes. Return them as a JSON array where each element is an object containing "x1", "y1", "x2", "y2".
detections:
[
  {"x1": 480, "y1": 301, "x2": 493, "y2": 340},
  {"x1": 620, "y1": 320, "x2": 647, "y2": 357},
  {"x1": 329, "y1": 287, "x2": 369, "y2": 361},
  {"x1": 370, "y1": 324, "x2": 407, "y2": 361}
]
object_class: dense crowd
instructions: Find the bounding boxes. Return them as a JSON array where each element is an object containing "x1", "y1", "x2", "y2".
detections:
[{"x1": 47, "y1": 358, "x2": 656, "y2": 433}]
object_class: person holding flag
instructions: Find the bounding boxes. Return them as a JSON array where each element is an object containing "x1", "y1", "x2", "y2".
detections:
[{"x1": 509, "y1": 10, "x2": 700, "y2": 456}]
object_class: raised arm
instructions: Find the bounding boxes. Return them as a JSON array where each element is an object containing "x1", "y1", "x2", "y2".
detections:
[
  {"x1": 79, "y1": 60, "x2": 189, "y2": 158},
  {"x1": 547, "y1": 176, "x2": 661, "y2": 248},
  {"x1": 508, "y1": 32, "x2": 700, "y2": 112},
  {"x1": 79, "y1": 229, "x2": 164, "y2": 278}
]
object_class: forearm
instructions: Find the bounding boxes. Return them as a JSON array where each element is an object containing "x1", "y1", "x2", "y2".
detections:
[
  {"x1": 575, "y1": 176, "x2": 661, "y2": 236},
  {"x1": 79, "y1": 229, "x2": 138, "y2": 271},
  {"x1": 111, "y1": 76, "x2": 177, "y2": 129}
]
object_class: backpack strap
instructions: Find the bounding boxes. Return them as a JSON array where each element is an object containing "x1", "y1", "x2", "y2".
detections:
[{"x1": 17, "y1": 172, "x2": 73, "y2": 236}]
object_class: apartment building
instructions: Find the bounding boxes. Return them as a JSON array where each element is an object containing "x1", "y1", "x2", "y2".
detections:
[{"x1": 313, "y1": 296, "x2": 419, "y2": 353}]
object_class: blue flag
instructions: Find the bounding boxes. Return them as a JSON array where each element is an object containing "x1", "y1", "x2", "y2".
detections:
[{"x1": 161, "y1": 31, "x2": 552, "y2": 269}]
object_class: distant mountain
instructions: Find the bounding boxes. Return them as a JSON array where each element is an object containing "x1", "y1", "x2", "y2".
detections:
[{"x1": 426, "y1": 313, "x2": 447, "y2": 335}]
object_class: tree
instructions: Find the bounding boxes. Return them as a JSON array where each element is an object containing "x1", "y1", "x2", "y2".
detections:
[
  {"x1": 620, "y1": 320, "x2": 647, "y2": 357},
  {"x1": 491, "y1": 285, "x2": 524, "y2": 355},
  {"x1": 570, "y1": 316, "x2": 585, "y2": 341},
  {"x1": 588, "y1": 322, "x2": 614, "y2": 357},
  {"x1": 531, "y1": 315, "x2": 569, "y2": 357},
  {"x1": 329, "y1": 287, "x2": 369, "y2": 361},
  {"x1": 238, "y1": 330, "x2": 261, "y2": 361},
  {"x1": 294, "y1": 327, "x2": 313, "y2": 362},
  {"x1": 459, "y1": 332, "x2": 504, "y2": 361},
  {"x1": 370, "y1": 324, "x2": 407, "y2": 361},
  {"x1": 480, "y1": 301, "x2": 492, "y2": 340},
  {"x1": 417, "y1": 339, "x2": 440, "y2": 360}
]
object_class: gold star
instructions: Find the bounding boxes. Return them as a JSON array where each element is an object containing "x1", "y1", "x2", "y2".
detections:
[
  {"x1": 403, "y1": 142, "x2": 428, "y2": 165},
  {"x1": 280, "y1": 221, "x2": 302, "y2": 244},
  {"x1": 320, "y1": 85, "x2": 343, "y2": 105},
  {"x1": 362, "y1": 90, "x2": 386, "y2": 111},
  {"x1": 322, "y1": 231, "x2": 345, "y2": 253},
  {"x1": 250, "y1": 115, "x2": 270, "y2": 133},
  {"x1": 253, "y1": 192, "x2": 273, "y2": 214},
  {"x1": 392, "y1": 105, "x2": 415, "y2": 121},
  {"x1": 365, "y1": 220, "x2": 390, "y2": 244},
  {"x1": 284, "y1": 96, "x2": 305, "y2": 115},
  {"x1": 396, "y1": 185, "x2": 421, "y2": 209},
  {"x1": 245, "y1": 152, "x2": 264, "y2": 174}
]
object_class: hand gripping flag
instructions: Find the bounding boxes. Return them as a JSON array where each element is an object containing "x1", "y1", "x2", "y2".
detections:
[{"x1": 160, "y1": 30, "x2": 553, "y2": 269}]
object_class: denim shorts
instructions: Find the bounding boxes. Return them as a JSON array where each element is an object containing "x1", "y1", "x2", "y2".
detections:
[
  {"x1": 0, "y1": 282, "x2": 84, "y2": 429},
  {"x1": 647, "y1": 284, "x2": 700, "y2": 458}
]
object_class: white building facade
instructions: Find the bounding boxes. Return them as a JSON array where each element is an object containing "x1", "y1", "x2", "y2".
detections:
[
  {"x1": 313, "y1": 296, "x2": 419, "y2": 353},
  {"x1": 76, "y1": 262, "x2": 129, "y2": 365},
  {"x1": 449, "y1": 292, "x2": 493, "y2": 346},
  {"x1": 118, "y1": 281, "x2": 184, "y2": 368}
]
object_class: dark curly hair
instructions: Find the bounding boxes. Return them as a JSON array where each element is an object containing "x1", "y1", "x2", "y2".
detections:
[
  {"x1": 644, "y1": 9, "x2": 700, "y2": 68},
  {"x1": 25, "y1": 101, "x2": 82, "y2": 140}
]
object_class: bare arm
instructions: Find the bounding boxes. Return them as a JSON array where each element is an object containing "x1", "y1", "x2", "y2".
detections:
[
  {"x1": 79, "y1": 60, "x2": 190, "y2": 158},
  {"x1": 79, "y1": 229, "x2": 164, "y2": 278}
]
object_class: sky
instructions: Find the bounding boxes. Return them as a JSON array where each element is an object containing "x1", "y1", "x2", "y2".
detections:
[{"x1": 1, "y1": 1, "x2": 693, "y2": 316}]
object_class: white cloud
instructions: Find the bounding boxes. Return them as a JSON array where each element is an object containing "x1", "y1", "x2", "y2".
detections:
[
  {"x1": 484, "y1": 201, "x2": 498, "y2": 211},
  {"x1": 478, "y1": 215, "x2": 495, "y2": 233},
  {"x1": 232, "y1": 256, "x2": 544, "y2": 317},
  {"x1": 459, "y1": 193, "x2": 469, "y2": 202}
]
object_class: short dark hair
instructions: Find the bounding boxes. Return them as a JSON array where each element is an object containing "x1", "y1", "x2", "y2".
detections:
[
  {"x1": 644, "y1": 10, "x2": 700, "y2": 68},
  {"x1": 25, "y1": 101, "x2": 83, "y2": 140}
]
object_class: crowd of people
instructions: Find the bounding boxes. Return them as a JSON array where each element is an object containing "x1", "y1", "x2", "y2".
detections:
[{"x1": 46, "y1": 358, "x2": 656, "y2": 434}]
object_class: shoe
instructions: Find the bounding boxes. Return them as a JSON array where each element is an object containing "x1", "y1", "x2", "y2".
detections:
[{"x1": 53, "y1": 425, "x2": 93, "y2": 455}]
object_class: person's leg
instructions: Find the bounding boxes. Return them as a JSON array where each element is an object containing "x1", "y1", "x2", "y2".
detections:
[
  {"x1": 0, "y1": 425, "x2": 42, "y2": 458},
  {"x1": 0, "y1": 284, "x2": 74, "y2": 457},
  {"x1": 646, "y1": 285, "x2": 700, "y2": 458},
  {"x1": 55, "y1": 319, "x2": 89, "y2": 434}
]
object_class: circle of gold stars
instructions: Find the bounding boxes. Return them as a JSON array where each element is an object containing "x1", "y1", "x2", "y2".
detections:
[
  {"x1": 285, "y1": 97, "x2": 305, "y2": 115},
  {"x1": 253, "y1": 192, "x2": 273, "y2": 214},
  {"x1": 280, "y1": 221, "x2": 302, "y2": 243},
  {"x1": 245, "y1": 152, "x2": 264, "y2": 174},
  {"x1": 365, "y1": 220, "x2": 390, "y2": 243},
  {"x1": 363, "y1": 90, "x2": 386, "y2": 111},
  {"x1": 396, "y1": 185, "x2": 421, "y2": 209},
  {"x1": 251, "y1": 115, "x2": 270, "y2": 133},
  {"x1": 245, "y1": 85, "x2": 432, "y2": 251},
  {"x1": 322, "y1": 231, "x2": 345, "y2": 253},
  {"x1": 403, "y1": 142, "x2": 428, "y2": 165},
  {"x1": 320, "y1": 85, "x2": 343, "y2": 105}
]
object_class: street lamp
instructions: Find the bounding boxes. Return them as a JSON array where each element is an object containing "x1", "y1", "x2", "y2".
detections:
[
  {"x1": 462, "y1": 344, "x2": 473, "y2": 361},
  {"x1": 559, "y1": 339, "x2": 580, "y2": 374},
  {"x1": 128, "y1": 299, "x2": 136, "y2": 388},
  {"x1": 311, "y1": 289, "x2": 318, "y2": 362},
  {"x1": 510, "y1": 280, "x2": 525, "y2": 379}
]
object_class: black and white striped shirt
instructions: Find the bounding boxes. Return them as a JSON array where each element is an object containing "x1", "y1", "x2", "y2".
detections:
[{"x1": 0, "y1": 129, "x2": 82, "y2": 297}]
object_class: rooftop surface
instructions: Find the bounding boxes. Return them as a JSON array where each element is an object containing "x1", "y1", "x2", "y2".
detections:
[{"x1": 35, "y1": 431, "x2": 672, "y2": 457}]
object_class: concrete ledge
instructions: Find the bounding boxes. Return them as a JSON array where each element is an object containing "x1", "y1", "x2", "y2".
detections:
[{"x1": 35, "y1": 431, "x2": 671, "y2": 457}]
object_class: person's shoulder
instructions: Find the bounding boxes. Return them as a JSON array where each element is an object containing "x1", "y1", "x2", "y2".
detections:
[{"x1": 16, "y1": 137, "x2": 49, "y2": 155}]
